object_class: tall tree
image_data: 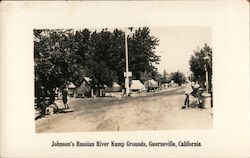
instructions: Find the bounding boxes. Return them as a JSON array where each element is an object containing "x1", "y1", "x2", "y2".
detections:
[
  {"x1": 128, "y1": 27, "x2": 160, "y2": 80},
  {"x1": 74, "y1": 29, "x2": 91, "y2": 65},
  {"x1": 34, "y1": 29, "x2": 82, "y2": 106},
  {"x1": 161, "y1": 69, "x2": 169, "y2": 83},
  {"x1": 189, "y1": 43, "x2": 212, "y2": 91},
  {"x1": 170, "y1": 71, "x2": 186, "y2": 86},
  {"x1": 108, "y1": 29, "x2": 126, "y2": 86},
  {"x1": 84, "y1": 30, "x2": 118, "y2": 96},
  {"x1": 34, "y1": 27, "x2": 162, "y2": 100},
  {"x1": 163, "y1": 70, "x2": 168, "y2": 78},
  {"x1": 140, "y1": 70, "x2": 152, "y2": 83}
]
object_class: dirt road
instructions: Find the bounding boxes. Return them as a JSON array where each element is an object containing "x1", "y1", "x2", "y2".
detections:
[{"x1": 36, "y1": 87, "x2": 213, "y2": 133}]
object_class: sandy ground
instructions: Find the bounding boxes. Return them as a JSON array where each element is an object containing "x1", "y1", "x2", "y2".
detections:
[{"x1": 35, "y1": 87, "x2": 213, "y2": 133}]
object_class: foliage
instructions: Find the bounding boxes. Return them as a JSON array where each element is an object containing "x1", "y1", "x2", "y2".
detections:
[
  {"x1": 163, "y1": 70, "x2": 168, "y2": 78},
  {"x1": 85, "y1": 29, "x2": 118, "y2": 91},
  {"x1": 140, "y1": 70, "x2": 152, "y2": 83},
  {"x1": 128, "y1": 28, "x2": 160, "y2": 80},
  {"x1": 161, "y1": 69, "x2": 170, "y2": 83},
  {"x1": 170, "y1": 71, "x2": 186, "y2": 86},
  {"x1": 189, "y1": 43, "x2": 212, "y2": 91},
  {"x1": 34, "y1": 30, "x2": 82, "y2": 104},
  {"x1": 34, "y1": 27, "x2": 161, "y2": 99}
]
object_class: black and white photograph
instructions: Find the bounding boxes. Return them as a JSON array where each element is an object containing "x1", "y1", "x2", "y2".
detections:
[
  {"x1": 34, "y1": 27, "x2": 213, "y2": 132},
  {"x1": 1, "y1": 1, "x2": 249, "y2": 157}
]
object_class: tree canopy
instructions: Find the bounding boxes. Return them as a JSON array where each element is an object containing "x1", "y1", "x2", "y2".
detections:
[
  {"x1": 34, "y1": 30, "x2": 83, "y2": 103},
  {"x1": 170, "y1": 71, "x2": 186, "y2": 86},
  {"x1": 189, "y1": 43, "x2": 212, "y2": 91},
  {"x1": 34, "y1": 27, "x2": 161, "y2": 99}
]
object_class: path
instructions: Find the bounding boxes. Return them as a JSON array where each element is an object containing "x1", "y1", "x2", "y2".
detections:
[{"x1": 36, "y1": 87, "x2": 213, "y2": 133}]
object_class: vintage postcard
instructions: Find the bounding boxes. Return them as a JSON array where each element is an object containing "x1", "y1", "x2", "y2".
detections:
[
  {"x1": 34, "y1": 27, "x2": 213, "y2": 133},
  {"x1": 0, "y1": 1, "x2": 249, "y2": 157}
]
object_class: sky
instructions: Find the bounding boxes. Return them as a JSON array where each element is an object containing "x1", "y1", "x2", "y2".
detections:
[{"x1": 150, "y1": 27, "x2": 212, "y2": 76}]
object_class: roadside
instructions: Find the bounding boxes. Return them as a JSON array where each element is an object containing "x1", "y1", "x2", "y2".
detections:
[{"x1": 35, "y1": 87, "x2": 212, "y2": 133}]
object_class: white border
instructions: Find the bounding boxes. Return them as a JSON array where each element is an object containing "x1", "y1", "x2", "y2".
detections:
[{"x1": 0, "y1": 1, "x2": 249, "y2": 157}]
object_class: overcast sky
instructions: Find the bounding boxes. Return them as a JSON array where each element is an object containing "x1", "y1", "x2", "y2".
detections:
[{"x1": 150, "y1": 27, "x2": 212, "y2": 76}]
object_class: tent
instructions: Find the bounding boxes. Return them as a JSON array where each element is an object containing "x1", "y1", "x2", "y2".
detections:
[
  {"x1": 68, "y1": 82, "x2": 76, "y2": 89},
  {"x1": 144, "y1": 79, "x2": 158, "y2": 91},
  {"x1": 76, "y1": 77, "x2": 106, "y2": 97},
  {"x1": 130, "y1": 80, "x2": 145, "y2": 92},
  {"x1": 145, "y1": 79, "x2": 158, "y2": 88},
  {"x1": 76, "y1": 77, "x2": 92, "y2": 97},
  {"x1": 104, "y1": 82, "x2": 122, "y2": 92}
]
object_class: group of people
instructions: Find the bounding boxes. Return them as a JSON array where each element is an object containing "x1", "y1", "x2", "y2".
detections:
[{"x1": 183, "y1": 80, "x2": 203, "y2": 109}]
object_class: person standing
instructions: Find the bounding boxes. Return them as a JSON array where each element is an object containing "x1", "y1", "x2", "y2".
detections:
[
  {"x1": 197, "y1": 87, "x2": 203, "y2": 107},
  {"x1": 183, "y1": 80, "x2": 193, "y2": 109},
  {"x1": 193, "y1": 81, "x2": 201, "y2": 106},
  {"x1": 62, "y1": 86, "x2": 69, "y2": 109}
]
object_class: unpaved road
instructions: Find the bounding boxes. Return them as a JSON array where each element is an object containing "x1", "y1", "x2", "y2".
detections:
[{"x1": 36, "y1": 87, "x2": 213, "y2": 133}]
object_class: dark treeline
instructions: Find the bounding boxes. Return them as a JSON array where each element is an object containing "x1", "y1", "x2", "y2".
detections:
[
  {"x1": 189, "y1": 43, "x2": 212, "y2": 92},
  {"x1": 34, "y1": 27, "x2": 161, "y2": 102}
]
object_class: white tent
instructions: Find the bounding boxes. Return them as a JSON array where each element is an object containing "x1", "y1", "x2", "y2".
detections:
[
  {"x1": 104, "y1": 82, "x2": 122, "y2": 92},
  {"x1": 130, "y1": 80, "x2": 145, "y2": 92},
  {"x1": 145, "y1": 79, "x2": 158, "y2": 88},
  {"x1": 83, "y1": 77, "x2": 91, "y2": 83},
  {"x1": 68, "y1": 82, "x2": 76, "y2": 88},
  {"x1": 144, "y1": 79, "x2": 158, "y2": 91}
]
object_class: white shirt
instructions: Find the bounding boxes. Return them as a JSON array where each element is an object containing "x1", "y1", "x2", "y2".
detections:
[{"x1": 185, "y1": 82, "x2": 193, "y2": 94}]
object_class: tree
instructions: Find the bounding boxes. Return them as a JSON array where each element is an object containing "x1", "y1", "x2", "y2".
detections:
[
  {"x1": 34, "y1": 29, "x2": 82, "y2": 109},
  {"x1": 74, "y1": 29, "x2": 91, "y2": 65},
  {"x1": 34, "y1": 27, "x2": 162, "y2": 101},
  {"x1": 161, "y1": 69, "x2": 169, "y2": 83},
  {"x1": 84, "y1": 27, "x2": 160, "y2": 90},
  {"x1": 84, "y1": 30, "x2": 118, "y2": 96},
  {"x1": 189, "y1": 43, "x2": 212, "y2": 91},
  {"x1": 163, "y1": 70, "x2": 168, "y2": 78},
  {"x1": 170, "y1": 71, "x2": 186, "y2": 86},
  {"x1": 104, "y1": 29, "x2": 125, "y2": 86},
  {"x1": 128, "y1": 27, "x2": 160, "y2": 81},
  {"x1": 140, "y1": 70, "x2": 152, "y2": 83}
]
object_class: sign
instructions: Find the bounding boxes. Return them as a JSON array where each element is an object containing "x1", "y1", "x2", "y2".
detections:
[{"x1": 124, "y1": 71, "x2": 132, "y2": 77}]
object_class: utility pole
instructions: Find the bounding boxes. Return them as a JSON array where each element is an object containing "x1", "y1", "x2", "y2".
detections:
[
  {"x1": 203, "y1": 56, "x2": 209, "y2": 93},
  {"x1": 202, "y1": 55, "x2": 211, "y2": 108},
  {"x1": 125, "y1": 29, "x2": 129, "y2": 96},
  {"x1": 205, "y1": 64, "x2": 209, "y2": 93}
]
